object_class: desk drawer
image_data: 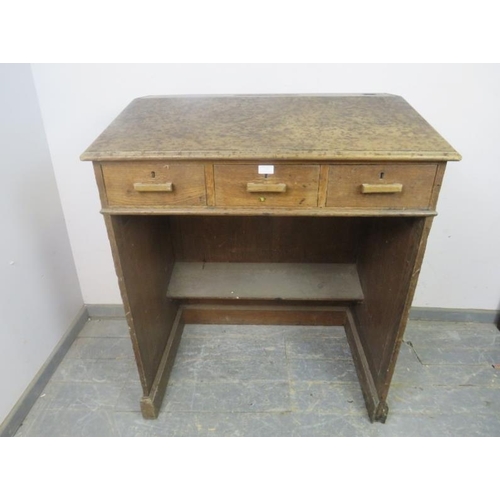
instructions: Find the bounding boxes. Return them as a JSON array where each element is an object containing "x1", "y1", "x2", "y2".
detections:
[
  {"x1": 214, "y1": 164, "x2": 320, "y2": 207},
  {"x1": 326, "y1": 164, "x2": 437, "y2": 209},
  {"x1": 102, "y1": 162, "x2": 207, "y2": 207}
]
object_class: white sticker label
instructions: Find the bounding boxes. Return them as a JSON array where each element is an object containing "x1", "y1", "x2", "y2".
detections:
[{"x1": 258, "y1": 164, "x2": 274, "y2": 175}]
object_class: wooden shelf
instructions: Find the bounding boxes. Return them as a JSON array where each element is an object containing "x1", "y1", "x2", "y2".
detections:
[{"x1": 167, "y1": 262, "x2": 364, "y2": 302}]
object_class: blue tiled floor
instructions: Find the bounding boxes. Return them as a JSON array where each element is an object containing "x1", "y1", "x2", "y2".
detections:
[{"x1": 15, "y1": 319, "x2": 500, "y2": 436}]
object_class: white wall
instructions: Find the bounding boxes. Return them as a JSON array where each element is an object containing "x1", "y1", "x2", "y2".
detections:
[
  {"x1": 0, "y1": 64, "x2": 83, "y2": 424},
  {"x1": 31, "y1": 64, "x2": 500, "y2": 311}
]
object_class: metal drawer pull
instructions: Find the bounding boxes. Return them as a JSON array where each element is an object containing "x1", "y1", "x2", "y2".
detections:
[
  {"x1": 361, "y1": 183, "x2": 403, "y2": 194},
  {"x1": 134, "y1": 182, "x2": 173, "y2": 192},
  {"x1": 247, "y1": 182, "x2": 287, "y2": 193}
]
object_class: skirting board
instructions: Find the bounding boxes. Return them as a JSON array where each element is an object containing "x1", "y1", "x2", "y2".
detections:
[
  {"x1": 87, "y1": 304, "x2": 500, "y2": 324},
  {"x1": 0, "y1": 306, "x2": 89, "y2": 438}
]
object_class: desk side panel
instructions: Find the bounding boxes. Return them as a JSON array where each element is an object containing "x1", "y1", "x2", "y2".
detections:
[
  {"x1": 353, "y1": 218, "x2": 425, "y2": 389},
  {"x1": 103, "y1": 214, "x2": 178, "y2": 394}
]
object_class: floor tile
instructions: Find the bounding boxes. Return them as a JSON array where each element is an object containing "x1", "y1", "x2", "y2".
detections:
[
  {"x1": 286, "y1": 413, "x2": 375, "y2": 437},
  {"x1": 283, "y1": 326, "x2": 346, "y2": 339},
  {"x1": 23, "y1": 409, "x2": 118, "y2": 437},
  {"x1": 389, "y1": 385, "x2": 500, "y2": 415},
  {"x1": 177, "y1": 333, "x2": 285, "y2": 359},
  {"x1": 115, "y1": 411, "x2": 295, "y2": 437},
  {"x1": 51, "y1": 358, "x2": 136, "y2": 384},
  {"x1": 66, "y1": 337, "x2": 134, "y2": 360},
  {"x1": 392, "y1": 362, "x2": 500, "y2": 387},
  {"x1": 411, "y1": 346, "x2": 500, "y2": 365},
  {"x1": 79, "y1": 319, "x2": 129, "y2": 338},
  {"x1": 114, "y1": 380, "x2": 143, "y2": 412},
  {"x1": 169, "y1": 355, "x2": 288, "y2": 382},
  {"x1": 288, "y1": 358, "x2": 358, "y2": 383},
  {"x1": 44, "y1": 381, "x2": 123, "y2": 411},
  {"x1": 285, "y1": 336, "x2": 352, "y2": 360},
  {"x1": 290, "y1": 381, "x2": 366, "y2": 414},
  {"x1": 404, "y1": 321, "x2": 500, "y2": 347},
  {"x1": 376, "y1": 412, "x2": 500, "y2": 437},
  {"x1": 190, "y1": 380, "x2": 291, "y2": 413},
  {"x1": 113, "y1": 411, "x2": 197, "y2": 437}
]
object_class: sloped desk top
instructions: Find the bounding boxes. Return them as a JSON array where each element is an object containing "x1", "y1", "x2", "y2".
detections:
[{"x1": 81, "y1": 94, "x2": 461, "y2": 162}]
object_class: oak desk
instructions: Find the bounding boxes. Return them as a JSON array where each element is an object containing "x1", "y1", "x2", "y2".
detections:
[{"x1": 81, "y1": 94, "x2": 461, "y2": 423}]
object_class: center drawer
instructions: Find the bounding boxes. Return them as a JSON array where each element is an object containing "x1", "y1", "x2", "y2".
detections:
[{"x1": 214, "y1": 164, "x2": 320, "y2": 207}]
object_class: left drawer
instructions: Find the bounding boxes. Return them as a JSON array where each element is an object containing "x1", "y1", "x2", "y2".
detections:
[{"x1": 101, "y1": 162, "x2": 207, "y2": 207}]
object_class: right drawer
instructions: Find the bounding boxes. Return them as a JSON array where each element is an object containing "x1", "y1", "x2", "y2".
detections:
[{"x1": 326, "y1": 164, "x2": 437, "y2": 209}]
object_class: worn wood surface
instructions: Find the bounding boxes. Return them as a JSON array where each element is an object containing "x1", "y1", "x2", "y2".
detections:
[
  {"x1": 103, "y1": 215, "x2": 178, "y2": 394},
  {"x1": 182, "y1": 304, "x2": 347, "y2": 326},
  {"x1": 81, "y1": 94, "x2": 461, "y2": 162},
  {"x1": 214, "y1": 164, "x2": 320, "y2": 207},
  {"x1": 133, "y1": 182, "x2": 173, "y2": 192},
  {"x1": 326, "y1": 164, "x2": 437, "y2": 209},
  {"x1": 352, "y1": 217, "x2": 426, "y2": 397},
  {"x1": 375, "y1": 217, "x2": 435, "y2": 403},
  {"x1": 101, "y1": 206, "x2": 438, "y2": 217},
  {"x1": 344, "y1": 309, "x2": 388, "y2": 422},
  {"x1": 141, "y1": 308, "x2": 185, "y2": 419},
  {"x1": 318, "y1": 165, "x2": 329, "y2": 207},
  {"x1": 93, "y1": 163, "x2": 109, "y2": 208},
  {"x1": 204, "y1": 164, "x2": 216, "y2": 206},
  {"x1": 246, "y1": 182, "x2": 287, "y2": 193},
  {"x1": 169, "y1": 216, "x2": 363, "y2": 263},
  {"x1": 102, "y1": 162, "x2": 207, "y2": 207},
  {"x1": 167, "y1": 262, "x2": 364, "y2": 302},
  {"x1": 361, "y1": 183, "x2": 403, "y2": 194}
]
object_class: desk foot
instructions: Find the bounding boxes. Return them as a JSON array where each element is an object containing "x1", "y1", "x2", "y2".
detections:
[
  {"x1": 345, "y1": 309, "x2": 390, "y2": 424},
  {"x1": 372, "y1": 401, "x2": 389, "y2": 423},
  {"x1": 139, "y1": 308, "x2": 185, "y2": 419}
]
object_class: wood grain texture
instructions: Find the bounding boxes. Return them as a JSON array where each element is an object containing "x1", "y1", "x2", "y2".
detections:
[
  {"x1": 169, "y1": 216, "x2": 363, "y2": 263},
  {"x1": 80, "y1": 94, "x2": 461, "y2": 162},
  {"x1": 429, "y1": 163, "x2": 447, "y2": 209},
  {"x1": 361, "y1": 183, "x2": 402, "y2": 194},
  {"x1": 102, "y1": 162, "x2": 207, "y2": 207},
  {"x1": 204, "y1": 164, "x2": 215, "y2": 206},
  {"x1": 318, "y1": 165, "x2": 329, "y2": 207},
  {"x1": 101, "y1": 206, "x2": 438, "y2": 217},
  {"x1": 375, "y1": 217, "x2": 435, "y2": 403},
  {"x1": 246, "y1": 182, "x2": 287, "y2": 193},
  {"x1": 133, "y1": 182, "x2": 173, "y2": 192},
  {"x1": 326, "y1": 164, "x2": 437, "y2": 209},
  {"x1": 92, "y1": 162, "x2": 108, "y2": 208},
  {"x1": 104, "y1": 215, "x2": 178, "y2": 394},
  {"x1": 352, "y1": 217, "x2": 427, "y2": 397},
  {"x1": 182, "y1": 304, "x2": 347, "y2": 326},
  {"x1": 214, "y1": 164, "x2": 320, "y2": 207},
  {"x1": 140, "y1": 308, "x2": 185, "y2": 419},
  {"x1": 167, "y1": 262, "x2": 364, "y2": 301},
  {"x1": 345, "y1": 309, "x2": 388, "y2": 422}
]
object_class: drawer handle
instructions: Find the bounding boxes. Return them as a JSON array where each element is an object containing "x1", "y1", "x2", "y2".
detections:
[
  {"x1": 133, "y1": 182, "x2": 173, "y2": 192},
  {"x1": 361, "y1": 183, "x2": 403, "y2": 194},
  {"x1": 247, "y1": 182, "x2": 287, "y2": 193}
]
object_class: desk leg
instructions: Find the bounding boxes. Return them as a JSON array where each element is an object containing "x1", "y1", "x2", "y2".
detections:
[
  {"x1": 104, "y1": 214, "x2": 181, "y2": 418},
  {"x1": 348, "y1": 217, "x2": 434, "y2": 423}
]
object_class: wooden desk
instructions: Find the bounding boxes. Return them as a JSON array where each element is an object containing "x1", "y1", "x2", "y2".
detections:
[{"x1": 81, "y1": 94, "x2": 460, "y2": 423}]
